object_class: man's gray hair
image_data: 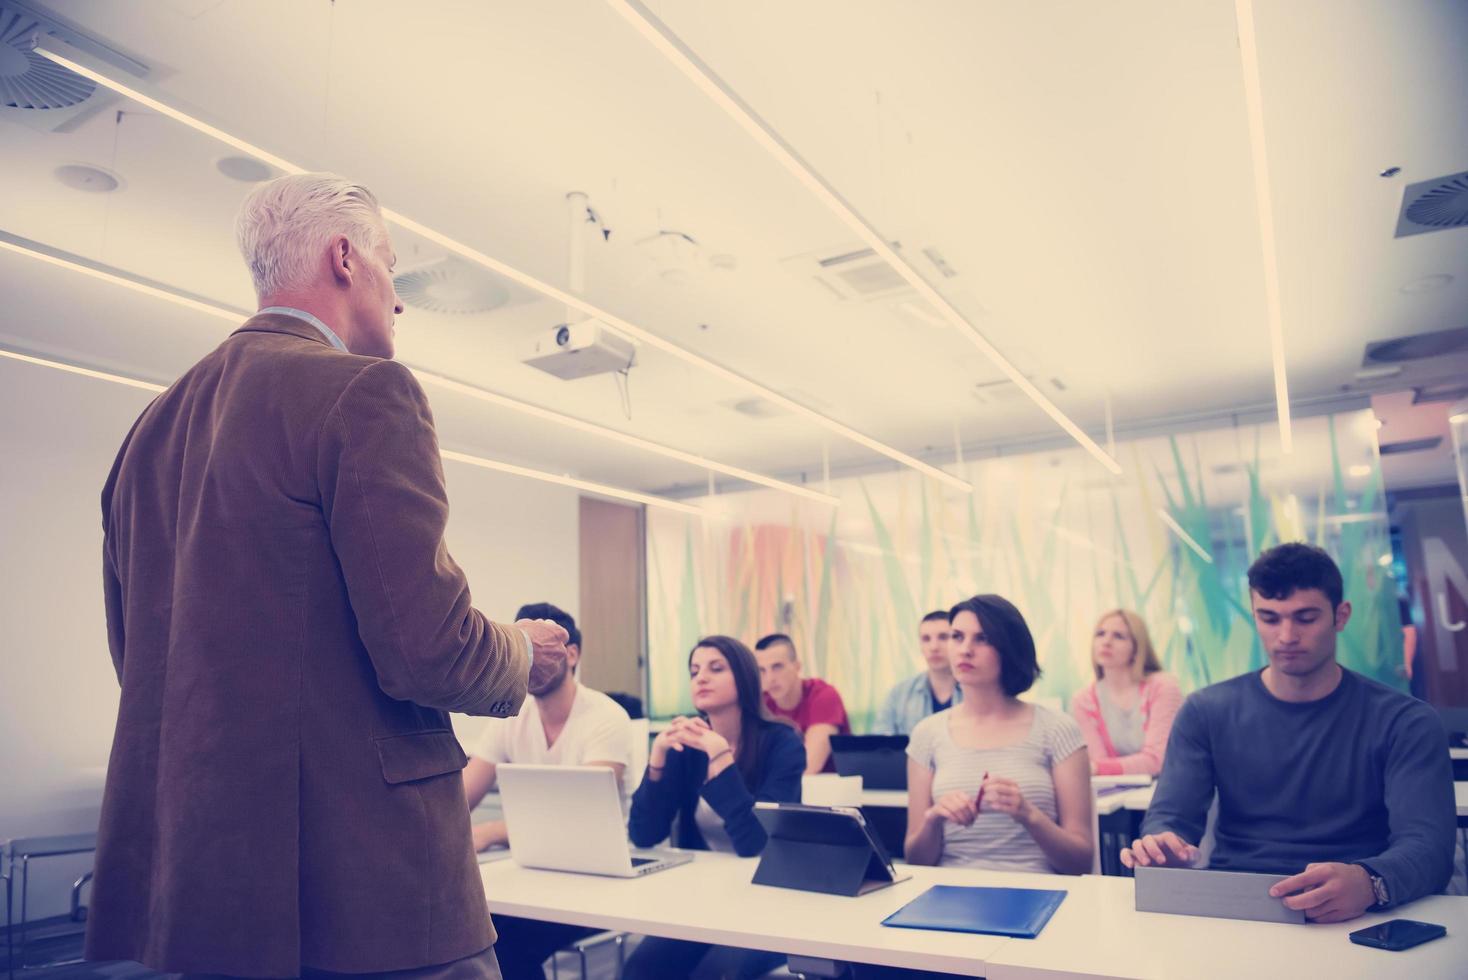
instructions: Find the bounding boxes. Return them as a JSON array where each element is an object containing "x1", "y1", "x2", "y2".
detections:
[{"x1": 235, "y1": 172, "x2": 387, "y2": 297}]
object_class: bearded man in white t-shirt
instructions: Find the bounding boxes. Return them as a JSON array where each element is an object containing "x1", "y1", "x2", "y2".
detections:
[
  {"x1": 462, "y1": 602, "x2": 633, "y2": 852},
  {"x1": 463, "y1": 602, "x2": 635, "y2": 980}
]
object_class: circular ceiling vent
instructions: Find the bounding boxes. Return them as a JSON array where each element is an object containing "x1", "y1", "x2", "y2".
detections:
[
  {"x1": 394, "y1": 259, "x2": 510, "y2": 315},
  {"x1": 1403, "y1": 172, "x2": 1468, "y2": 230},
  {"x1": 216, "y1": 155, "x2": 275, "y2": 183},
  {"x1": 0, "y1": 13, "x2": 96, "y2": 109}
]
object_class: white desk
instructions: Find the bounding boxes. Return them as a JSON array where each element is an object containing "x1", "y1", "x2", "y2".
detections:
[
  {"x1": 1458, "y1": 781, "x2": 1468, "y2": 818},
  {"x1": 987, "y1": 875, "x2": 1468, "y2": 980},
  {"x1": 1450, "y1": 747, "x2": 1467, "y2": 761},
  {"x1": 481, "y1": 851, "x2": 1026, "y2": 975},
  {"x1": 481, "y1": 854, "x2": 1468, "y2": 979},
  {"x1": 860, "y1": 789, "x2": 908, "y2": 809}
]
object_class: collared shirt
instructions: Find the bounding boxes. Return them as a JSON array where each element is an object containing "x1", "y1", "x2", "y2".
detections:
[
  {"x1": 257, "y1": 306, "x2": 348, "y2": 352},
  {"x1": 872, "y1": 671, "x2": 963, "y2": 735}
]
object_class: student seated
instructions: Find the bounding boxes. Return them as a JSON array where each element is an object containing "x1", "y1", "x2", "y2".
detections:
[
  {"x1": 624, "y1": 635, "x2": 805, "y2": 980},
  {"x1": 904, "y1": 595, "x2": 1092, "y2": 874},
  {"x1": 873, "y1": 610, "x2": 962, "y2": 736},
  {"x1": 460, "y1": 602, "x2": 633, "y2": 980},
  {"x1": 1123, "y1": 543, "x2": 1456, "y2": 923},
  {"x1": 1069, "y1": 609, "x2": 1181, "y2": 776},
  {"x1": 755, "y1": 632, "x2": 851, "y2": 773}
]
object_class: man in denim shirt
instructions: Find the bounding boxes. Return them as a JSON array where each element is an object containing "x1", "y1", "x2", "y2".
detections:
[{"x1": 873, "y1": 610, "x2": 963, "y2": 735}]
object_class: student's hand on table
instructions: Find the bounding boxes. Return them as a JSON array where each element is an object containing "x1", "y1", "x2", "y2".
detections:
[
  {"x1": 471, "y1": 821, "x2": 500, "y2": 853},
  {"x1": 926, "y1": 792, "x2": 979, "y2": 827},
  {"x1": 1120, "y1": 831, "x2": 1198, "y2": 869},
  {"x1": 518, "y1": 618, "x2": 570, "y2": 691},
  {"x1": 982, "y1": 774, "x2": 1038, "y2": 825},
  {"x1": 1269, "y1": 862, "x2": 1376, "y2": 923}
]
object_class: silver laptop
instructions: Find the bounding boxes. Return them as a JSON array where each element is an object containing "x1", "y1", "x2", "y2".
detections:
[{"x1": 496, "y1": 764, "x2": 693, "y2": 878}]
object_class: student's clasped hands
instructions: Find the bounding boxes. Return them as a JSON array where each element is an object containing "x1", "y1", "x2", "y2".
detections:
[{"x1": 653, "y1": 715, "x2": 730, "y2": 760}]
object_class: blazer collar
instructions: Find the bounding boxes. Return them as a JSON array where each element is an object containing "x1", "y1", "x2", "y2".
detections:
[{"x1": 231, "y1": 312, "x2": 335, "y2": 348}]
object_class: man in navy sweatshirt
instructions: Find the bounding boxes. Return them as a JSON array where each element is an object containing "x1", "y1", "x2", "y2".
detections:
[{"x1": 1122, "y1": 542, "x2": 1455, "y2": 922}]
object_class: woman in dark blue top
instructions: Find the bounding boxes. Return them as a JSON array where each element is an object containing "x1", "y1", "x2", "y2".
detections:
[{"x1": 624, "y1": 635, "x2": 804, "y2": 979}]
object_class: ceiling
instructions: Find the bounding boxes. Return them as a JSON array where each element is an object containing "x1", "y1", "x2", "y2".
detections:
[{"x1": 2, "y1": 0, "x2": 1465, "y2": 500}]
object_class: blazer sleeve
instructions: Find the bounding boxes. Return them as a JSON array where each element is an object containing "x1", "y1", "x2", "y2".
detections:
[
  {"x1": 316, "y1": 360, "x2": 528, "y2": 716},
  {"x1": 628, "y1": 749, "x2": 686, "y2": 849},
  {"x1": 101, "y1": 533, "x2": 125, "y2": 684},
  {"x1": 702, "y1": 725, "x2": 806, "y2": 857}
]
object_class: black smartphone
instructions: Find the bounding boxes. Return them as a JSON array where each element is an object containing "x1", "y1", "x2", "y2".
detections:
[{"x1": 1348, "y1": 919, "x2": 1447, "y2": 951}]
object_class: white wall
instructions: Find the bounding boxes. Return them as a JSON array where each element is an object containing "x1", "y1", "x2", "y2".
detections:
[{"x1": 0, "y1": 358, "x2": 578, "y2": 920}]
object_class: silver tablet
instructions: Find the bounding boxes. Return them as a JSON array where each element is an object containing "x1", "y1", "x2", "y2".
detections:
[{"x1": 1134, "y1": 865, "x2": 1305, "y2": 924}]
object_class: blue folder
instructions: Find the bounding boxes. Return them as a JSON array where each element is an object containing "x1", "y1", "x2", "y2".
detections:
[{"x1": 880, "y1": 885, "x2": 1067, "y2": 939}]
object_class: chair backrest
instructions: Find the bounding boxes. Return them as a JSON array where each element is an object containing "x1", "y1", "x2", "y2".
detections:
[{"x1": 623, "y1": 717, "x2": 651, "y2": 795}]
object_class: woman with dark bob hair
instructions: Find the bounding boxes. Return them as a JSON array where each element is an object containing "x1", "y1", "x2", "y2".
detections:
[
  {"x1": 624, "y1": 635, "x2": 804, "y2": 979},
  {"x1": 903, "y1": 595, "x2": 1093, "y2": 873}
]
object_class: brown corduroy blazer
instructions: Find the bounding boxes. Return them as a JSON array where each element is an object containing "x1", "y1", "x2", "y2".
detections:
[{"x1": 85, "y1": 314, "x2": 529, "y2": 978}]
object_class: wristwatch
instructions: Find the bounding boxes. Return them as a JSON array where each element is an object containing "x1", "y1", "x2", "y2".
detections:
[{"x1": 1359, "y1": 863, "x2": 1390, "y2": 909}]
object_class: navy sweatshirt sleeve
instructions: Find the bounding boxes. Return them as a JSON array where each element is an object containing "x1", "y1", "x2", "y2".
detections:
[
  {"x1": 1364, "y1": 702, "x2": 1456, "y2": 905},
  {"x1": 701, "y1": 723, "x2": 806, "y2": 856},
  {"x1": 1140, "y1": 694, "x2": 1216, "y2": 847},
  {"x1": 627, "y1": 745, "x2": 689, "y2": 849}
]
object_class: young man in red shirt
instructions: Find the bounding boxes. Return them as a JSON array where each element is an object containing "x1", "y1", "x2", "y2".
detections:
[{"x1": 754, "y1": 633, "x2": 852, "y2": 773}]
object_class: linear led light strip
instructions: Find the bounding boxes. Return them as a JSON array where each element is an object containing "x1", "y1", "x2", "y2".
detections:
[
  {"x1": 1156, "y1": 509, "x2": 1214, "y2": 564},
  {"x1": 605, "y1": 0, "x2": 1123, "y2": 478},
  {"x1": 36, "y1": 44, "x2": 967, "y2": 494},
  {"x1": 1233, "y1": 0, "x2": 1294, "y2": 454},
  {"x1": 0, "y1": 345, "x2": 704, "y2": 516},
  {"x1": 0, "y1": 231, "x2": 831, "y2": 505}
]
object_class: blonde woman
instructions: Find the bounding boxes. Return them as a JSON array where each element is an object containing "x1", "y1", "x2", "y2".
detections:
[{"x1": 1069, "y1": 610, "x2": 1182, "y2": 776}]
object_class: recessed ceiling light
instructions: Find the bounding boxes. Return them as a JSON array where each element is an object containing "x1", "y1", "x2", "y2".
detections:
[
  {"x1": 54, "y1": 163, "x2": 121, "y2": 193},
  {"x1": 1348, "y1": 464, "x2": 1371, "y2": 477},
  {"x1": 1400, "y1": 273, "x2": 1454, "y2": 294},
  {"x1": 216, "y1": 155, "x2": 275, "y2": 182}
]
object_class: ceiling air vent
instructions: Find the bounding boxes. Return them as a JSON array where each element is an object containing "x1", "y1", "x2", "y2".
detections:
[
  {"x1": 1379, "y1": 437, "x2": 1443, "y2": 456},
  {"x1": 1394, "y1": 170, "x2": 1468, "y2": 238},
  {"x1": 0, "y1": 16, "x2": 93, "y2": 108},
  {"x1": 394, "y1": 259, "x2": 515, "y2": 315},
  {"x1": 0, "y1": 2, "x2": 147, "y2": 132},
  {"x1": 782, "y1": 242, "x2": 957, "y2": 302},
  {"x1": 1362, "y1": 325, "x2": 1468, "y2": 364}
]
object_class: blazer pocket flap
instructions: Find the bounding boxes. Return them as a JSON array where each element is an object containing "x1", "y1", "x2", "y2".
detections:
[{"x1": 375, "y1": 730, "x2": 469, "y2": 785}]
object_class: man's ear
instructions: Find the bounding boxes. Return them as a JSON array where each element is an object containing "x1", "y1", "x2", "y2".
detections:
[
  {"x1": 328, "y1": 234, "x2": 353, "y2": 285},
  {"x1": 1334, "y1": 601, "x2": 1352, "y2": 633}
]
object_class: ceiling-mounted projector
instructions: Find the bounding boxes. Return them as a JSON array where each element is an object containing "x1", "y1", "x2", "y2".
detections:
[{"x1": 520, "y1": 318, "x2": 635, "y2": 380}]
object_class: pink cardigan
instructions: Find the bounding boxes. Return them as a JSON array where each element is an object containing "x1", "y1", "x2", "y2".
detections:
[{"x1": 1069, "y1": 672, "x2": 1183, "y2": 776}]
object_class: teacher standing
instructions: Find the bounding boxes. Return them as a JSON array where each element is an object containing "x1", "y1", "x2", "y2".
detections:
[{"x1": 85, "y1": 172, "x2": 568, "y2": 979}]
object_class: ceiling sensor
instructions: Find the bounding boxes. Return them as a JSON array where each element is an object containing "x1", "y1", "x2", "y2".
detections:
[
  {"x1": 216, "y1": 155, "x2": 274, "y2": 183},
  {"x1": 54, "y1": 162, "x2": 121, "y2": 192},
  {"x1": 1362, "y1": 325, "x2": 1468, "y2": 364}
]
